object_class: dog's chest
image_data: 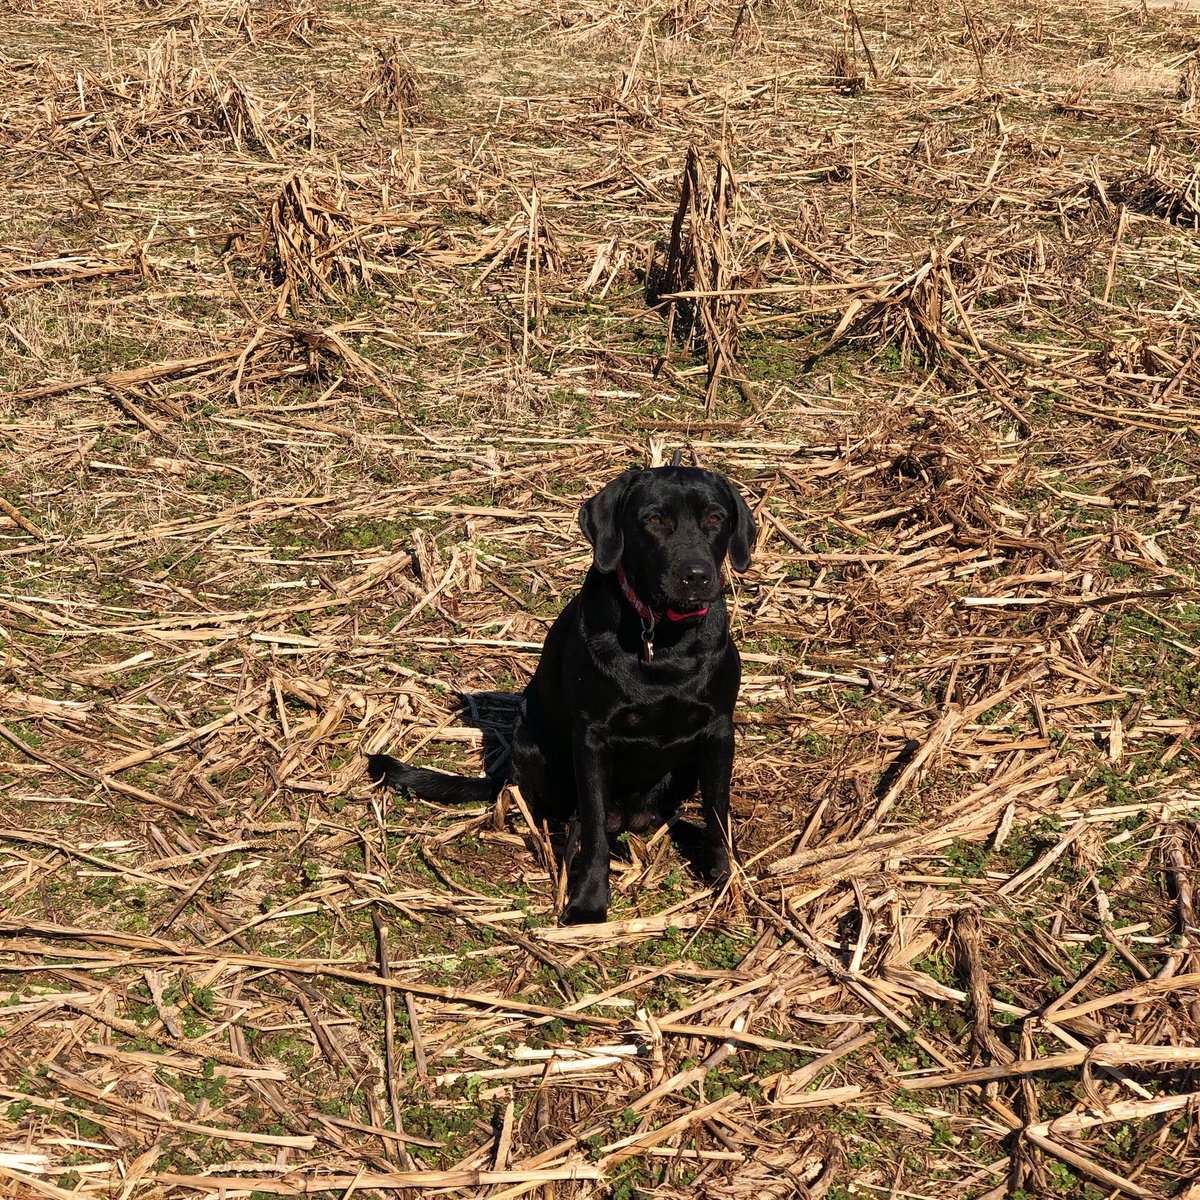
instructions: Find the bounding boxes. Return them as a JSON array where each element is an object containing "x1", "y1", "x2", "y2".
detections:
[{"x1": 608, "y1": 697, "x2": 714, "y2": 741}]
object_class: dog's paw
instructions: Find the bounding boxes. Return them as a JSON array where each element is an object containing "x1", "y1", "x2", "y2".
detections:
[
  {"x1": 559, "y1": 904, "x2": 606, "y2": 926},
  {"x1": 702, "y1": 847, "x2": 731, "y2": 886},
  {"x1": 560, "y1": 893, "x2": 609, "y2": 925}
]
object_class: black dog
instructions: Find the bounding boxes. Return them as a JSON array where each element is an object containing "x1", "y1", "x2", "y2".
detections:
[{"x1": 368, "y1": 465, "x2": 755, "y2": 924}]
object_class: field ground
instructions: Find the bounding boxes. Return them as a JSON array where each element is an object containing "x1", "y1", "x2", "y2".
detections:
[{"x1": 3, "y1": 0, "x2": 1200, "y2": 1196}]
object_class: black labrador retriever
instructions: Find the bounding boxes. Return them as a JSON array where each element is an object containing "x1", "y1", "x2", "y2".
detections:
[{"x1": 368, "y1": 464, "x2": 755, "y2": 924}]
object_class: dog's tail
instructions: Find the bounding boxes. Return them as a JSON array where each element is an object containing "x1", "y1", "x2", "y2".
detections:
[{"x1": 366, "y1": 753, "x2": 505, "y2": 804}]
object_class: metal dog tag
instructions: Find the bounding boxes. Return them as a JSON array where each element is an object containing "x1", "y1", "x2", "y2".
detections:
[
  {"x1": 639, "y1": 616, "x2": 655, "y2": 664},
  {"x1": 640, "y1": 632, "x2": 654, "y2": 664}
]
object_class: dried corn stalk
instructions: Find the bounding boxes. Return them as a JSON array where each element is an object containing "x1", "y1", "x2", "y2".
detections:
[{"x1": 647, "y1": 144, "x2": 747, "y2": 413}]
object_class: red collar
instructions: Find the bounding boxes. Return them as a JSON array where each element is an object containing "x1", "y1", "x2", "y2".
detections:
[{"x1": 615, "y1": 563, "x2": 712, "y2": 624}]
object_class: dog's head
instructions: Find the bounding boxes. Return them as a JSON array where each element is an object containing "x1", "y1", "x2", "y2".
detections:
[{"x1": 578, "y1": 466, "x2": 756, "y2": 609}]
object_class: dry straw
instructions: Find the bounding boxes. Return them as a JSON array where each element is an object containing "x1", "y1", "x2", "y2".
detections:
[
  {"x1": 32, "y1": 30, "x2": 277, "y2": 154},
  {"x1": 2, "y1": 0, "x2": 1200, "y2": 1196},
  {"x1": 648, "y1": 144, "x2": 752, "y2": 413},
  {"x1": 358, "y1": 38, "x2": 422, "y2": 119}
]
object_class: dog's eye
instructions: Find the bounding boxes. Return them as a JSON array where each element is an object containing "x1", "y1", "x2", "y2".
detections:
[
  {"x1": 645, "y1": 514, "x2": 664, "y2": 527},
  {"x1": 706, "y1": 512, "x2": 723, "y2": 528}
]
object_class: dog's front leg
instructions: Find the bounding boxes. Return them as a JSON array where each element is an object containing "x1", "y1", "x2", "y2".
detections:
[
  {"x1": 560, "y1": 726, "x2": 611, "y2": 925},
  {"x1": 697, "y1": 718, "x2": 736, "y2": 885}
]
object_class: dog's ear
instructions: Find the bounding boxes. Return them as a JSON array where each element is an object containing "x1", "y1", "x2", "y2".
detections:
[
  {"x1": 723, "y1": 479, "x2": 757, "y2": 573},
  {"x1": 579, "y1": 469, "x2": 638, "y2": 573}
]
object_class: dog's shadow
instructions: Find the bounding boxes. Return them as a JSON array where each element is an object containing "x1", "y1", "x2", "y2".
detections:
[
  {"x1": 456, "y1": 689, "x2": 522, "y2": 779},
  {"x1": 458, "y1": 690, "x2": 714, "y2": 881}
]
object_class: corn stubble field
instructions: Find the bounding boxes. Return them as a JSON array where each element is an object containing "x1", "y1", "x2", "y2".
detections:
[{"x1": 3, "y1": 0, "x2": 1200, "y2": 1195}]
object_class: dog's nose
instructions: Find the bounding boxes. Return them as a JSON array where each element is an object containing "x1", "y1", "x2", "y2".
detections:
[{"x1": 676, "y1": 561, "x2": 714, "y2": 590}]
